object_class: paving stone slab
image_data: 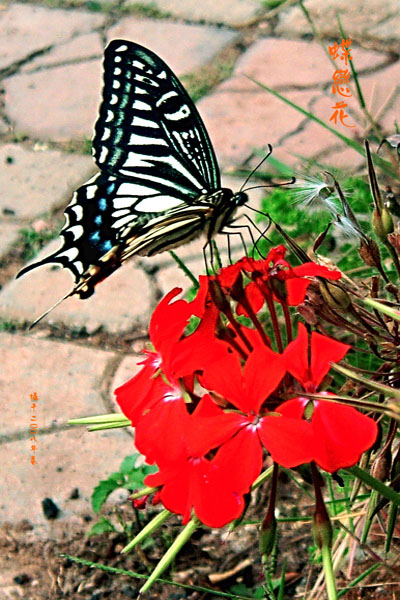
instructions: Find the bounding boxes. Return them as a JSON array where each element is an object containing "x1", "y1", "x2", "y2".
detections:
[
  {"x1": 21, "y1": 31, "x2": 104, "y2": 73},
  {"x1": 0, "y1": 222, "x2": 21, "y2": 259},
  {"x1": 1, "y1": 239, "x2": 153, "y2": 334},
  {"x1": 123, "y1": 0, "x2": 263, "y2": 27},
  {"x1": 274, "y1": 93, "x2": 363, "y2": 169},
  {"x1": 1, "y1": 428, "x2": 132, "y2": 531},
  {"x1": 0, "y1": 3, "x2": 105, "y2": 71},
  {"x1": 0, "y1": 332, "x2": 115, "y2": 435},
  {"x1": 4, "y1": 59, "x2": 104, "y2": 142},
  {"x1": 276, "y1": 0, "x2": 400, "y2": 43},
  {"x1": 5, "y1": 18, "x2": 237, "y2": 142},
  {"x1": 198, "y1": 89, "x2": 317, "y2": 168},
  {"x1": 217, "y1": 38, "x2": 389, "y2": 93},
  {"x1": 350, "y1": 60, "x2": 400, "y2": 132},
  {"x1": 0, "y1": 144, "x2": 95, "y2": 219},
  {"x1": 106, "y1": 18, "x2": 239, "y2": 75}
]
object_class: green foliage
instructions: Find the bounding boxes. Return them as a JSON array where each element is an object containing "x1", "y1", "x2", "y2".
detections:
[
  {"x1": 0, "y1": 319, "x2": 18, "y2": 333},
  {"x1": 261, "y1": 0, "x2": 286, "y2": 9},
  {"x1": 122, "y1": 1, "x2": 171, "y2": 19},
  {"x1": 89, "y1": 516, "x2": 117, "y2": 535},
  {"x1": 91, "y1": 453, "x2": 156, "y2": 514},
  {"x1": 181, "y1": 56, "x2": 237, "y2": 104},
  {"x1": 229, "y1": 583, "x2": 266, "y2": 598},
  {"x1": 19, "y1": 227, "x2": 56, "y2": 261}
]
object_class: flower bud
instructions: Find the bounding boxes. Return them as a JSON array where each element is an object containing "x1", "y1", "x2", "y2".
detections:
[
  {"x1": 372, "y1": 207, "x2": 394, "y2": 242},
  {"x1": 358, "y1": 238, "x2": 382, "y2": 268},
  {"x1": 268, "y1": 275, "x2": 287, "y2": 302},
  {"x1": 319, "y1": 281, "x2": 351, "y2": 311},
  {"x1": 371, "y1": 448, "x2": 391, "y2": 482},
  {"x1": 208, "y1": 279, "x2": 231, "y2": 313},
  {"x1": 133, "y1": 494, "x2": 149, "y2": 509},
  {"x1": 260, "y1": 510, "x2": 277, "y2": 560},
  {"x1": 312, "y1": 505, "x2": 333, "y2": 550}
]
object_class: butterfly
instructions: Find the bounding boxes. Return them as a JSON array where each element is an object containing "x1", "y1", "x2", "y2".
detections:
[{"x1": 17, "y1": 40, "x2": 249, "y2": 322}]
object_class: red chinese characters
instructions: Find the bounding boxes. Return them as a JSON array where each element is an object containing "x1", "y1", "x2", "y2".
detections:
[{"x1": 328, "y1": 38, "x2": 355, "y2": 128}]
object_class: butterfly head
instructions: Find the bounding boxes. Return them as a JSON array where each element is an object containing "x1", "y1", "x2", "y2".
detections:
[{"x1": 232, "y1": 191, "x2": 249, "y2": 207}]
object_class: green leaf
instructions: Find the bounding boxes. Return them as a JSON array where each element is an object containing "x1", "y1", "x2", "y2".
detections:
[
  {"x1": 88, "y1": 517, "x2": 117, "y2": 536},
  {"x1": 119, "y1": 454, "x2": 140, "y2": 474},
  {"x1": 91, "y1": 479, "x2": 121, "y2": 513}
]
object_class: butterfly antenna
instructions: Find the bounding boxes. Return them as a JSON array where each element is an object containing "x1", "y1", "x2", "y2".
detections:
[
  {"x1": 29, "y1": 290, "x2": 73, "y2": 330},
  {"x1": 243, "y1": 176, "x2": 296, "y2": 194},
  {"x1": 239, "y1": 145, "x2": 273, "y2": 193}
]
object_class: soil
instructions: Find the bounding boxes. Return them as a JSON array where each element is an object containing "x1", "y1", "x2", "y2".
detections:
[{"x1": 1, "y1": 475, "x2": 399, "y2": 600}]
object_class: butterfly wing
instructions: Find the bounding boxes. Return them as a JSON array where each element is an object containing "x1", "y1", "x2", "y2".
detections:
[
  {"x1": 17, "y1": 40, "x2": 223, "y2": 294},
  {"x1": 94, "y1": 40, "x2": 220, "y2": 191}
]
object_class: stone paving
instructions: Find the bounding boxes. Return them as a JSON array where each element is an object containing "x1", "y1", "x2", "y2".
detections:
[{"x1": 1, "y1": 0, "x2": 400, "y2": 544}]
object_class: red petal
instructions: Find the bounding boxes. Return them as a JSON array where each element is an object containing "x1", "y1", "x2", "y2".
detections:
[
  {"x1": 213, "y1": 426, "x2": 263, "y2": 493},
  {"x1": 311, "y1": 401, "x2": 378, "y2": 472},
  {"x1": 149, "y1": 288, "x2": 192, "y2": 362},
  {"x1": 199, "y1": 351, "x2": 245, "y2": 409},
  {"x1": 146, "y1": 455, "x2": 246, "y2": 527},
  {"x1": 135, "y1": 396, "x2": 190, "y2": 464},
  {"x1": 187, "y1": 411, "x2": 246, "y2": 457},
  {"x1": 283, "y1": 322, "x2": 310, "y2": 387},
  {"x1": 242, "y1": 346, "x2": 286, "y2": 413},
  {"x1": 286, "y1": 277, "x2": 312, "y2": 305},
  {"x1": 239, "y1": 281, "x2": 264, "y2": 315},
  {"x1": 276, "y1": 397, "x2": 308, "y2": 418},
  {"x1": 114, "y1": 365, "x2": 166, "y2": 426},
  {"x1": 310, "y1": 332, "x2": 350, "y2": 387},
  {"x1": 191, "y1": 457, "x2": 246, "y2": 527},
  {"x1": 259, "y1": 415, "x2": 316, "y2": 467},
  {"x1": 292, "y1": 263, "x2": 341, "y2": 280}
]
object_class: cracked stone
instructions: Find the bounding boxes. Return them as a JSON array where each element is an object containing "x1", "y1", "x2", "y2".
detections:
[
  {"x1": 0, "y1": 144, "x2": 95, "y2": 219},
  {"x1": 106, "y1": 18, "x2": 239, "y2": 76},
  {"x1": 0, "y1": 3, "x2": 104, "y2": 71}
]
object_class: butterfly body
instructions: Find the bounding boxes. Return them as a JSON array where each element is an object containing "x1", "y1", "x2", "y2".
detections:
[{"x1": 17, "y1": 40, "x2": 249, "y2": 306}]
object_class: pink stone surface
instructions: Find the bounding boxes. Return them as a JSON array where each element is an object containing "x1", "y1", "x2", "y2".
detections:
[
  {"x1": 1, "y1": 428, "x2": 132, "y2": 529},
  {"x1": 106, "y1": 19, "x2": 238, "y2": 76},
  {"x1": 21, "y1": 32, "x2": 104, "y2": 73},
  {"x1": 4, "y1": 60, "x2": 104, "y2": 141},
  {"x1": 0, "y1": 223, "x2": 21, "y2": 258},
  {"x1": 0, "y1": 3, "x2": 104, "y2": 70},
  {"x1": 0, "y1": 143, "x2": 95, "y2": 218},
  {"x1": 218, "y1": 38, "x2": 388, "y2": 92},
  {"x1": 0, "y1": 331, "x2": 115, "y2": 430},
  {"x1": 198, "y1": 89, "x2": 317, "y2": 168},
  {"x1": 1, "y1": 240, "x2": 153, "y2": 334}
]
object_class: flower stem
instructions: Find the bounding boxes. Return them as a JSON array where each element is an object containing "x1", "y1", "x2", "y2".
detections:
[
  {"x1": 265, "y1": 291, "x2": 284, "y2": 353},
  {"x1": 321, "y1": 543, "x2": 338, "y2": 600}
]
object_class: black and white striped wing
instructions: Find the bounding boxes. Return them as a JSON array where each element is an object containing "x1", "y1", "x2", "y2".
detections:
[
  {"x1": 94, "y1": 40, "x2": 220, "y2": 192},
  {"x1": 17, "y1": 40, "x2": 223, "y2": 297}
]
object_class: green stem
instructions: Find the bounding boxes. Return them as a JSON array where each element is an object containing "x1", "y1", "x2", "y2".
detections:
[
  {"x1": 345, "y1": 465, "x2": 400, "y2": 506},
  {"x1": 321, "y1": 544, "x2": 338, "y2": 600},
  {"x1": 139, "y1": 517, "x2": 199, "y2": 594},
  {"x1": 169, "y1": 250, "x2": 199, "y2": 287}
]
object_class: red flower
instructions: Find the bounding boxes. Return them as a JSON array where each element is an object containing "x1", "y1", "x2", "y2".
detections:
[
  {"x1": 193, "y1": 344, "x2": 317, "y2": 470},
  {"x1": 115, "y1": 288, "x2": 192, "y2": 429},
  {"x1": 233, "y1": 246, "x2": 341, "y2": 314},
  {"x1": 279, "y1": 323, "x2": 378, "y2": 472},
  {"x1": 114, "y1": 250, "x2": 377, "y2": 528}
]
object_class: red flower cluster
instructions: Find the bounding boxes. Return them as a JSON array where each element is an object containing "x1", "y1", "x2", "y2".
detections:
[{"x1": 115, "y1": 247, "x2": 377, "y2": 528}]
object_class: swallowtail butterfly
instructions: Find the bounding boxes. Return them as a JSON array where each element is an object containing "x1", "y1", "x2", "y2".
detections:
[{"x1": 17, "y1": 40, "x2": 249, "y2": 316}]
